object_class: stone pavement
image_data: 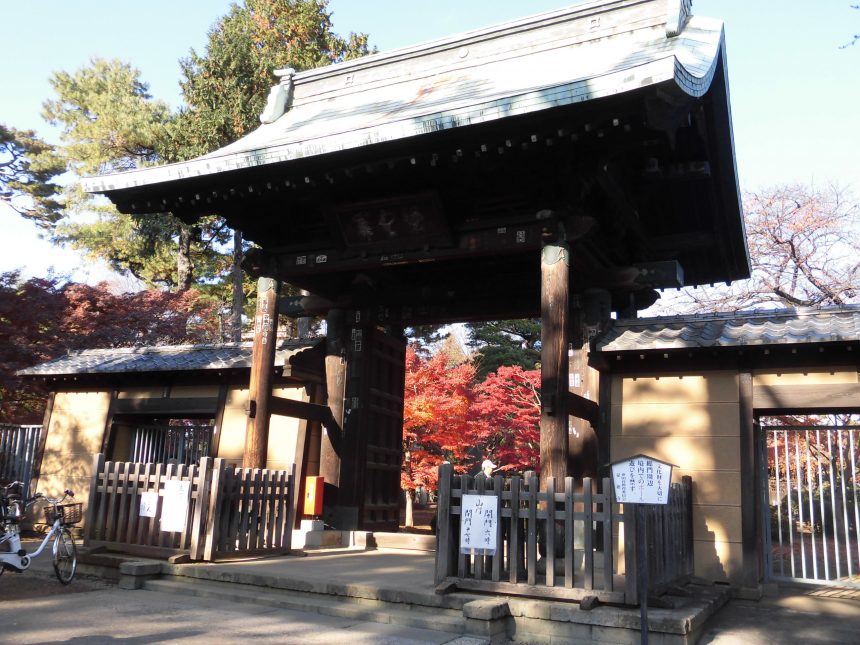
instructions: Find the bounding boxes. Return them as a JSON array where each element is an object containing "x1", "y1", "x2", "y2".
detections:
[
  {"x1": 698, "y1": 584, "x2": 860, "y2": 645},
  {"x1": 0, "y1": 581, "x2": 488, "y2": 645},
  {"x1": 8, "y1": 539, "x2": 860, "y2": 644}
]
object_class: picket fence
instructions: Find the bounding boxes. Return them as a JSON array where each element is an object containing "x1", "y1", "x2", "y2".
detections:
[
  {"x1": 434, "y1": 463, "x2": 693, "y2": 605},
  {"x1": 84, "y1": 453, "x2": 296, "y2": 561}
]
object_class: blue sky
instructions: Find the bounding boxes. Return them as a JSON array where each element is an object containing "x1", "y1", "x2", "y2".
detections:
[{"x1": 1, "y1": 1, "x2": 858, "y2": 282}]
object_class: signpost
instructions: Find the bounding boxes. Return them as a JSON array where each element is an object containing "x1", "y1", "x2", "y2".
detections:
[
  {"x1": 459, "y1": 494, "x2": 499, "y2": 556},
  {"x1": 610, "y1": 455, "x2": 675, "y2": 645}
]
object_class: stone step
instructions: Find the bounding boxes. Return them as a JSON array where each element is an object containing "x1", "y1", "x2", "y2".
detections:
[
  {"x1": 142, "y1": 577, "x2": 468, "y2": 635},
  {"x1": 369, "y1": 532, "x2": 436, "y2": 551}
]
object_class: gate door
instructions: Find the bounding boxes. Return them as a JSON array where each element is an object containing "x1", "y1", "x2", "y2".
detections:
[{"x1": 762, "y1": 416, "x2": 860, "y2": 587}]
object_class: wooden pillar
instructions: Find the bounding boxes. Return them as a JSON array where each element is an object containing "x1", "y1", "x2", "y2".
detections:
[
  {"x1": 739, "y1": 371, "x2": 761, "y2": 587},
  {"x1": 243, "y1": 277, "x2": 280, "y2": 469},
  {"x1": 320, "y1": 308, "x2": 345, "y2": 487},
  {"x1": 540, "y1": 240, "x2": 570, "y2": 485}
]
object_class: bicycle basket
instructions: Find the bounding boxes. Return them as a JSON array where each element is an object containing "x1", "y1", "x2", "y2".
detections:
[{"x1": 45, "y1": 503, "x2": 83, "y2": 525}]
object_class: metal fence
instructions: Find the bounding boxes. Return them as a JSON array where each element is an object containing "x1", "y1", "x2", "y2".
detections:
[
  {"x1": 764, "y1": 424, "x2": 860, "y2": 587},
  {"x1": 434, "y1": 463, "x2": 693, "y2": 605},
  {"x1": 0, "y1": 424, "x2": 43, "y2": 498}
]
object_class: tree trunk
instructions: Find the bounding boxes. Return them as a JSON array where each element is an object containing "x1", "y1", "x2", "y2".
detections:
[
  {"x1": 404, "y1": 489, "x2": 414, "y2": 529},
  {"x1": 176, "y1": 224, "x2": 194, "y2": 291},
  {"x1": 229, "y1": 228, "x2": 244, "y2": 342}
]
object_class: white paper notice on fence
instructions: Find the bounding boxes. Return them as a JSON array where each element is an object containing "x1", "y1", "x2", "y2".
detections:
[
  {"x1": 459, "y1": 494, "x2": 499, "y2": 555},
  {"x1": 139, "y1": 491, "x2": 158, "y2": 518},
  {"x1": 611, "y1": 455, "x2": 673, "y2": 505},
  {"x1": 160, "y1": 480, "x2": 190, "y2": 532}
]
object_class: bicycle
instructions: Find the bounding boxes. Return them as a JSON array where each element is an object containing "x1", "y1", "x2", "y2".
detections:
[{"x1": 0, "y1": 481, "x2": 80, "y2": 584}]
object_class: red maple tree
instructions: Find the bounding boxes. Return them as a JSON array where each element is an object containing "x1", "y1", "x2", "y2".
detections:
[
  {"x1": 402, "y1": 345, "x2": 476, "y2": 495},
  {"x1": 0, "y1": 272, "x2": 219, "y2": 422},
  {"x1": 472, "y1": 365, "x2": 541, "y2": 473},
  {"x1": 401, "y1": 346, "x2": 544, "y2": 527}
]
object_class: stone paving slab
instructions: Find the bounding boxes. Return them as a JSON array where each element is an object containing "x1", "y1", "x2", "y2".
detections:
[
  {"x1": 698, "y1": 585, "x2": 860, "y2": 645},
  {"x1": 0, "y1": 586, "x2": 484, "y2": 645}
]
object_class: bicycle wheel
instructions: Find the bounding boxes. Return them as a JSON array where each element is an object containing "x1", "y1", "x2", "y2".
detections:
[{"x1": 52, "y1": 527, "x2": 76, "y2": 584}]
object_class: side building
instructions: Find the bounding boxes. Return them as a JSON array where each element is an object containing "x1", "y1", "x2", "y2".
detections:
[
  {"x1": 595, "y1": 306, "x2": 860, "y2": 592},
  {"x1": 17, "y1": 340, "x2": 326, "y2": 526}
]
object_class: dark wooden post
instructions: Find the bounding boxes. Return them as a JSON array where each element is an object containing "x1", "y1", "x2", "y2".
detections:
[
  {"x1": 243, "y1": 276, "x2": 280, "y2": 469},
  {"x1": 320, "y1": 308, "x2": 345, "y2": 487},
  {"x1": 540, "y1": 240, "x2": 570, "y2": 485}
]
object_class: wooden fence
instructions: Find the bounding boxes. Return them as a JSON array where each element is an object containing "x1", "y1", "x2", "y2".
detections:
[
  {"x1": 434, "y1": 463, "x2": 693, "y2": 605},
  {"x1": 84, "y1": 453, "x2": 296, "y2": 562},
  {"x1": 0, "y1": 424, "x2": 43, "y2": 498}
]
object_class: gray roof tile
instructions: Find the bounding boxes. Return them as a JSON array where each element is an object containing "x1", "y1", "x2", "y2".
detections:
[
  {"x1": 596, "y1": 306, "x2": 860, "y2": 352},
  {"x1": 17, "y1": 339, "x2": 321, "y2": 377}
]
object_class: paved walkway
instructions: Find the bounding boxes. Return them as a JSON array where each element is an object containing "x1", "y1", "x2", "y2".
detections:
[
  {"x1": 698, "y1": 584, "x2": 860, "y2": 644},
  {"x1": 0, "y1": 581, "x2": 485, "y2": 645},
  {"x1": 10, "y1": 539, "x2": 860, "y2": 643}
]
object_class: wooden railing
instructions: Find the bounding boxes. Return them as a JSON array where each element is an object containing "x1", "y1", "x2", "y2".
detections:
[
  {"x1": 434, "y1": 463, "x2": 693, "y2": 605},
  {"x1": 84, "y1": 453, "x2": 296, "y2": 562}
]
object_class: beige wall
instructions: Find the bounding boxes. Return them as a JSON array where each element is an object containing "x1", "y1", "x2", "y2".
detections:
[
  {"x1": 610, "y1": 371, "x2": 743, "y2": 583},
  {"x1": 37, "y1": 382, "x2": 310, "y2": 529},
  {"x1": 217, "y1": 384, "x2": 308, "y2": 472},
  {"x1": 38, "y1": 390, "x2": 111, "y2": 506}
]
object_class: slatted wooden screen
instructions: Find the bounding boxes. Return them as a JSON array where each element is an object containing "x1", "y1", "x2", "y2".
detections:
[
  {"x1": 84, "y1": 453, "x2": 295, "y2": 562},
  {"x1": 435, "y1": 463, "x2": 693, "y2": 605},
  {"x1": 0, "y1": 424, "x2": 43, "y2": 498},
  {"x1": 203, "y1": 459, "x2": 296, "y2": 560}
]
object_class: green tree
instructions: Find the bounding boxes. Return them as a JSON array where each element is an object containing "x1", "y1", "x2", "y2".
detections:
[
  {"x1": 173, "y1": 0, "x2": 371, "y2": 157},
  {"x1": 467, "y1": 319, "x2": 541, "y2": 380},
  {"x1": 41, "y1": 59, "x2": 216, "y2": 292},
  {"x1": 171, "y1": 0, "x2": 371, "y2": 338},
  {"x1": 0, "y1": 124, "x2": 65, "y2": 230}
]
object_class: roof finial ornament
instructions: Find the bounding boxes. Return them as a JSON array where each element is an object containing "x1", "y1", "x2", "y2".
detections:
[
  {"x1": 665, "y1": 0, "x2": 693, "y2": 38},
  {"x1": 260, "y1": 68, "x2": 296, "y2": 124}
]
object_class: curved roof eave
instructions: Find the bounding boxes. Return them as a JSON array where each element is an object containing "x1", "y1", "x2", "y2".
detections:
[{"x1": 82, "y1": 8, "x2": 727, "y2": 197}]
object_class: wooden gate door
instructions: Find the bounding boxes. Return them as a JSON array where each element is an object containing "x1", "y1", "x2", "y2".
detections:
[{"x1": 337, "y1": 325, "x2": 406, "y2": 532}]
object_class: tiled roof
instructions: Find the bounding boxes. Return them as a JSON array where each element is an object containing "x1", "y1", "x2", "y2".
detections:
[
  {"x1": 83, "y1": 0, "x2": 723, "y2": 194},
  {"x1": 17, "y1": 339, "x2": 321, "y2": 377},
  {"x1": 596, "y1": 306, "x2": 860, "y2": 352}
]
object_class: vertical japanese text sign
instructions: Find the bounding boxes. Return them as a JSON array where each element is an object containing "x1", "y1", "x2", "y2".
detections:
[
  {"x1": 460, "y1": 494, "x2": 499, "y2": 555},
  {"x1": 610, "y1": 454, "x2": 674, "y2": 505}
]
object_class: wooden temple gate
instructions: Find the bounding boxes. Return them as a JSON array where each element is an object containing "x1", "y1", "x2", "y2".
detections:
[{"x1": 83, "y1": 0, "x2": 748, "y2": 539}]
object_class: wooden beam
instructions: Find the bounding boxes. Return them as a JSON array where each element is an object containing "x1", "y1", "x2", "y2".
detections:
[
  {"x1": 113, "y1": 396, "x2": 220, "y2": 416},
  {"x1": 753, "y1": 383, "x2": 860, "y2": 412},
  {"x1": 244, "y1": 277, "x2": 280, "y2": 469},
  {"x1": 269, "y1": 395, "x2": 338, "y2": 427},
  {"x1": 540, "y1": 240, "x2": 569, "y2": 484},
  {"x1": 567, "y1": 391, "x2": 599, "y2": 427}
]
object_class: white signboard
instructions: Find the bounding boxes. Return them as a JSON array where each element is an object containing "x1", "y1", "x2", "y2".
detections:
[
  {"x1": 160, "y1": 480, "x2": 191, "y2": 532},
  {"x1": 139, "y1": 491, "x2": 158, "y2": 518},
  {"x1": 459, "y1": 494, "x2": 499, "y2": 555},
  {"x1": 611, "y1": 455, "x2": 672, "y2": 505}
]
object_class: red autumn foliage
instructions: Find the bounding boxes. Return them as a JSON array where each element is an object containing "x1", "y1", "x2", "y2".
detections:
[
  {"x1": 0, "y1": 271, "x2": 219, "y2": 422},
  {"x1": 401, "y1": 345, "x2": 476, "y2": 492},
  {"x1": 401, "y1": 346, "x2": 542, "y2": 496},
  {"x1": 472, "y1": 365, "x2": 541, "y2": 473}
]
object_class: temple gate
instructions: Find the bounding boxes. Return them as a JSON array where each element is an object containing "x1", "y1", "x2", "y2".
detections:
[{"x1": 84, "y1": 0, "x2": 748, "y2": 530}]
